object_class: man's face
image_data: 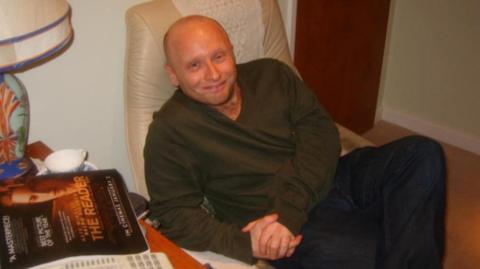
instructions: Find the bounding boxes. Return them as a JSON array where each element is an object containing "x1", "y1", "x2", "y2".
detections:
[
  {"x1": 7, "y1": 181, "x2": 77, "y2": 205},
  {"x1": 165, "y1": 19, "x2": 238, "y2": 109}
]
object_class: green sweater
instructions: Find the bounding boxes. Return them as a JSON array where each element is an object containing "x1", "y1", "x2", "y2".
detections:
[{"x1": 144, "y1": 58, "x2": 340, "y2": 264}]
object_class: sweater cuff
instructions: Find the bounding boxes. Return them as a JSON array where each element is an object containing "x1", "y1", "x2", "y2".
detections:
[
  {"x1": 272, "y1": 197, "x2": 308, "y2": 235},
  {"x1": 227, "y1": 229, "x2": 257, "y2": 264}
]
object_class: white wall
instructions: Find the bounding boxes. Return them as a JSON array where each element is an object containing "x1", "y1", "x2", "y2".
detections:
[
  {"x1": 17, "y1": 0, "x2": 145, "y2": 190},
  {"x1": 378, "y1": 0, "x2": 480, "y2": 154},
  {"x1": 15, "y1": 0, "x2": 297, "y2": 192}
]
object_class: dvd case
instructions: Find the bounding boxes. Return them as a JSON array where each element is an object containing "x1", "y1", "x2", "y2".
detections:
[{"x1": 0, "y1": 169, "x2": 149, "y2": 268}]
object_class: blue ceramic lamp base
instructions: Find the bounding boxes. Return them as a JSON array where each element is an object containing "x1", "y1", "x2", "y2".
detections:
[{"x1": 0, "y1": 73, "x2": 31, "y2": 180}]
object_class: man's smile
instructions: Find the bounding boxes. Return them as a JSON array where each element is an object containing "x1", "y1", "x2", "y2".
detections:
[{"x1": 202, "y1": 81, "x2": 226, "y2": 92}]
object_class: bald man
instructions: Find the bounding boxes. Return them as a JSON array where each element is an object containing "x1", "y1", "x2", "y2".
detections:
[{"x1": 144, "y1": 15, "x2": 446, "y2": 269}]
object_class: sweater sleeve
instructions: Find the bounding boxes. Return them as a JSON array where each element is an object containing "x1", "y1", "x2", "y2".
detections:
[
  {"x1": 271, "y1": 62, "x2": 341, "y2": 234},
  {"x1": 144, "y1": 118, "x2": 255, "y2": 264}
]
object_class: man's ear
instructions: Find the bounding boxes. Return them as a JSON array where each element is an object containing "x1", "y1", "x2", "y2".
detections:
[{"x1": 164, "y1": 64, "x2": 179, "y2": 87}]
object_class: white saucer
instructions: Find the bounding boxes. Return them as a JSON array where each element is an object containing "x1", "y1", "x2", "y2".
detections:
[{"x1": 37, "y1": 161, "x2": 98, "y2": 176}]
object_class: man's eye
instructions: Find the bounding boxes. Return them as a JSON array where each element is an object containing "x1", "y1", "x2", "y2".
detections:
[
  {"x1": 214, "y1": 54, "x2": 224, "y2": 62},
  {"x1": 189, "y1": 62, "x2": 201, "y2": 70}
]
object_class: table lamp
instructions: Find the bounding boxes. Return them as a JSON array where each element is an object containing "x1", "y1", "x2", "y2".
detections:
[{"x1": 0, "y1": 0, "x2": 73, "y2": 179}]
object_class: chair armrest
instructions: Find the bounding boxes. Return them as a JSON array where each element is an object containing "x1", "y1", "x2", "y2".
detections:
[{"x1": 336, "y1": 123, "x2": 374, "y2": 156}]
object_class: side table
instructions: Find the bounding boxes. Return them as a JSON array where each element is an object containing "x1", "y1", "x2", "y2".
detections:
[{"x1": 26, "y1": 141, "x2": 205, "y2": 269}]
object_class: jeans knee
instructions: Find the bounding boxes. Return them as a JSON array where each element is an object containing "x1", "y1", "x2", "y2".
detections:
[
  {"x1": 404, "y1": 136, "x2": 444, "y2": 167},
  {"x1": 398, "y1": 135, "x2": 446, "y2": 189}
]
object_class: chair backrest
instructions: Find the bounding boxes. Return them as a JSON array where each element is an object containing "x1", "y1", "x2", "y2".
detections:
[{"x1": 124, "y1": 0, "x2": 294, "y2": 198}]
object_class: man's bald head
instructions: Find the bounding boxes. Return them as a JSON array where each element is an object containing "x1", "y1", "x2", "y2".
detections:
[
  {"x1": 163, "y1": 15, "x2": 232, "y2": 65},
  {"x1": 161, "y1": 15, "x2": 240, "y2": 117}
]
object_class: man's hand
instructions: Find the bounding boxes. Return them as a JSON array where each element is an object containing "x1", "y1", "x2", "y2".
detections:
[{"x1": 242, "y1": 213, "x2": 302, "y2": 260}]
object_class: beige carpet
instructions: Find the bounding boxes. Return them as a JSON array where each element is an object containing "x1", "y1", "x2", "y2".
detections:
[{"x1": 363, "y1": 121, "x2": 480, "y2": 269}]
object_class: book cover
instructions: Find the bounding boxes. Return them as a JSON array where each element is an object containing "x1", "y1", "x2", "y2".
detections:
[{"x1": 0, "y1": 169, "x2": 149, "y2": 269}]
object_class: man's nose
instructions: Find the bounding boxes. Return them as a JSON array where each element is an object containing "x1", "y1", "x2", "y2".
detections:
[{"x1": 205, "y1": 61, "x2": 220, "y2": 81}]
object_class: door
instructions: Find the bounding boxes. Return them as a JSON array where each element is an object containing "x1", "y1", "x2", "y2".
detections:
[{"x1": 294, "y1": 0, "x2": 391, "y2": 133}]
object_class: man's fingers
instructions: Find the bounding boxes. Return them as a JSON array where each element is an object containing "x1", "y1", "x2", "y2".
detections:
[
  {"x1": 286, "y1": 247, "x2": 295, "y2": 258},
  {"x1": 242, "y1": 213, "x2": 277, "y2": 232},
  {"x1": 293, "y1": 234, "x2": 303, "y2": 245},
  {"x1": 263, "y1": 213, "x2": 279, "y2": 223},
  {"x1": 258, "y1": 213, "x2": 278, "y2": 230},
  {"x1": 250, "y1": 229, "x2": 260, "y2": 256},
  {"x1": 258, "y1": 223, "x2": 276, "y2": 255},
  {"x1": 266, "y1": 233, "x2": 297, "y2": 260},
  {"x1": 241, "y1": 221, "x2": 255, "y2": 232},
  {"x1": 289, "y1": 234, "x2": 302, "y2": 248},
  {"x1": 276, "y1": 234, "x2": 290, "y2": 259},
  {"x1": 283, "y1": 234, "x2": 302, "y2": 258}
]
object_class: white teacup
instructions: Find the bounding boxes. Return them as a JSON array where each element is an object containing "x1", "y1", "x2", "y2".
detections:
[{"x1": 44, "y1": 149, "x2": 87, "y2": 173}]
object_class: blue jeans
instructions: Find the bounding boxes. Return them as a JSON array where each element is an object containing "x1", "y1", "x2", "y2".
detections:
[{"x1": 270, "y1": 136, "x2": 446, "y2": 269}]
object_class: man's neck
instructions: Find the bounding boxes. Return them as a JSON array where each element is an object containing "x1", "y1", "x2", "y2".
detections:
[{"x1": 215, "y1": 84, "x2": 242, "y2": 121}]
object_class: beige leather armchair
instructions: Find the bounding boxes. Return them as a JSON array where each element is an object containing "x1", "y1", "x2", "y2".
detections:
[{"x1": 124, "y1": 0, "x2": 371, "y2": 267}]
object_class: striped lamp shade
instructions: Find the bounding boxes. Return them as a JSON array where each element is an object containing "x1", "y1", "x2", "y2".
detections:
[{"x1": 0, "y1": 0, "x2": 73, "y2": 72}]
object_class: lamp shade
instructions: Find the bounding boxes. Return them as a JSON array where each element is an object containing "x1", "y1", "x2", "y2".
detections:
[{"x1": 0, "y1": 0, "x2": 73, "y2": 72}]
